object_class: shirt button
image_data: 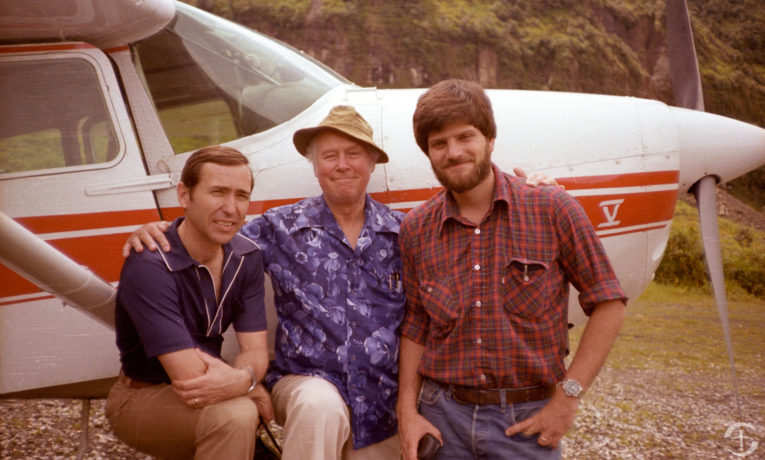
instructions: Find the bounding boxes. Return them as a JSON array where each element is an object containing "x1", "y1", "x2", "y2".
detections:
[
  {"x1": 476, "y1": 337, "x2": 482, "y2": 345},
  {"x1": 473, "y1": 264, "x2": 480, "y2": 271},
  {"x1": 479, "y1": 374, "x2": 487, "y2": 382},
  {"x1": 474, "y1": 228, "x2": 481, "y2": 235},
  {"x1": 475, "y1": 300, "x2": 482, "y2": 307},
  {"x1": 426, "y1": 286, "x2": 433, "y2": 293}
]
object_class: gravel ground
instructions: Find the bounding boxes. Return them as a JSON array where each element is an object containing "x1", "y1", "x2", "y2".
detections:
[
  {"x1": 2, "y1": 366, "x2": 762, "y2": 459},
  {"x1": 565, "y1": 367, "x2": 764, "y2": 459},
  {"x1": 0, "y1": 398, "x2": 149, "y2": 459}
]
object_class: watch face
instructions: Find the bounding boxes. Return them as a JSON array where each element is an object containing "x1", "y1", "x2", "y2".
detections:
[{"x1": 563, "y1": 380, "x2": 582, "y2": 397}]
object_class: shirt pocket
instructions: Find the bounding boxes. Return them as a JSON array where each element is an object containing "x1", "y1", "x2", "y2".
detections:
[
  {"x1": 419, "y1": 279, "x2": 459, "y2": 340},
  {"x1": 502, "y1": 257, "x2": 551, "y2": 318},
  {"x1": 375, "y1": 269, "x2": 405, "y2": 301}
]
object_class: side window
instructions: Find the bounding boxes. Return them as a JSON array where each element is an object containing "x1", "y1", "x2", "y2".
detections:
[{"x1": 0, "y1": 58, "x2": 119, "y2": 174}]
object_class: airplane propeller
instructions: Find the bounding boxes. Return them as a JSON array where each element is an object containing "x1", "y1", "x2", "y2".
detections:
[{"x1": 666, "y1": 0, "x2": 742, "y2": 418}]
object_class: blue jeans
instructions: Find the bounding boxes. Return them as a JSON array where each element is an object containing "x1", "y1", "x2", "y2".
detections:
[{"x1": 419, "y1": 379, "x2": 562, "y2": 459}]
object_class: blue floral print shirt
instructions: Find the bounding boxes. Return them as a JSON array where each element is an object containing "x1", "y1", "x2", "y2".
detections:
[{"x1": 240, "y1": 194, "x2": 405, "y2": 449}]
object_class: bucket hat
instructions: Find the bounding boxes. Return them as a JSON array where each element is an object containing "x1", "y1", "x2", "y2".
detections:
[{"x1": 293, "y1": 105, "x2": 389, "y2": 164}]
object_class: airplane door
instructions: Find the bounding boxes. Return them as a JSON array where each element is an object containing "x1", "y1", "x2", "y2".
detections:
[{"x1": 0, "y1": 43, "x2": 163, "y2": 394}]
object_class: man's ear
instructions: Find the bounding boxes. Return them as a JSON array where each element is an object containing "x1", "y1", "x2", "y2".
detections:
[{"x1": 177, "y1": 181, "x2": 190, "y2": 209}]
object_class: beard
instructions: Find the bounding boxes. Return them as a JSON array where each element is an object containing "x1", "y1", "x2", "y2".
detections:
[{"x1": 431, "y1": 146, "x2": 492, "y2": 193}]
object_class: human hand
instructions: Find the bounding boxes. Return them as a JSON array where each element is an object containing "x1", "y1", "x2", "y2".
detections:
[
  {"x1": 504, "y1": 391, "x2": 578, "y2": 450},
  {"x1": 121, "y1": 221, "x2": 172, "y2": 258},
  {"x1": 398, "y1": 410, "x2": 442, "y2": 460},
  {"x1": 172, "y1": 349, "x2": 250, "y2": 407},
  {"x1": 513, "y1": 167, "x2": 563, "y2": 189}
]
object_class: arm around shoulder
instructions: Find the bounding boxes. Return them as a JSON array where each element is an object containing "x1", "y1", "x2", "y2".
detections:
[{"x1": 121, "y1": 220, "x2": 172, "y2": 257}]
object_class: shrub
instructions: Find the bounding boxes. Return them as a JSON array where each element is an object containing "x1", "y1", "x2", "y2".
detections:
[{"x1": 655, "y1": 200, "x2": 765, "y2": 298}]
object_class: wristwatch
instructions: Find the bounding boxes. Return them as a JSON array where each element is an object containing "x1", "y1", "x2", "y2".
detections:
[
  {"x1": 558, "y1": 379, "x2": 584, "y2": 398},
  {"x1": 243, "y1": 367, "x2": 257, "y2": 394}
]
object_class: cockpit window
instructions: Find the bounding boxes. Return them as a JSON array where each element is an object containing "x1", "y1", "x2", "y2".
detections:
[
  {"x1": 0, "y1": 58, "x2": 119, "y2": 174},
  {"x1": 133, "y1": 2, "x2": 347, "y2": 154}
]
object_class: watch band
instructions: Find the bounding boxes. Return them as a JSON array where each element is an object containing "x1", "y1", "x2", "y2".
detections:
[{"x1": 242, "y1": 367, "x2": 257, "y2": 394}]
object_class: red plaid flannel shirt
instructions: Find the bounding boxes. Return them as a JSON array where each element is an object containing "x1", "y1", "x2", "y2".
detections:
[{"x1": 399, "y1": 165, "x2": 626, "y2": 388}]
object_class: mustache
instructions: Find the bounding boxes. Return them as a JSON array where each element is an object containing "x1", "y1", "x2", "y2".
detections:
[{"x1": 442, "y1": 156, "x2": 474, "y2": 168}]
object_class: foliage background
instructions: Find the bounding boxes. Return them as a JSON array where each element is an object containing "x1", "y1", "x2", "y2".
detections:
[
  {"x1": 183, "y1": 0, "x2": 764, "y2": 206},
  {"x1": 184, "y1": 0, "x2": 764, "y2": 296}
]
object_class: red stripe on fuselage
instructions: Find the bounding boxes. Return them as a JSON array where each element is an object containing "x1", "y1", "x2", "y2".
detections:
[
  {"x1": 1, "y1": 171, "x2": 678, "y2": 301},
  {"x1": 15, "y1": 209, "x2": 162, "y2": 234},
  {"x1": 558, "y1": 170, "x2": 679, "y2": 191},
  {"x1": 578, "y1": 190, "x2": 677, "y2": 230},
  {"x1": 0, "y1": 43, "x2": 96, "y2": 54},
  {"x1": 105, "y1": 45, "x2": 129, "y2": 54}
]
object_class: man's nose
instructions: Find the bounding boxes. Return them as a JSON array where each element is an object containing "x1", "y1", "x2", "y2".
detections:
[
  {"x1": 444, "y1": 139, "x2": 462, "y2": 159},
  {"x1": 221, "y1": 194, "x2": 237, "y2": 213},
  {"x1": 336, "y1": 153, "x2": 351, "y2": 169}
]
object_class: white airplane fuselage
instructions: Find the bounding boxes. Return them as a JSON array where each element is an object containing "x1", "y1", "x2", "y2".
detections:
[{"x1": 1, "y1": 0, "x2": 763, "y2": 396}]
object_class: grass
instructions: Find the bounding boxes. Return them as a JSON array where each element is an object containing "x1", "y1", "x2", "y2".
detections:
[{"x1": 571, "y1": 282, "x2": 765, "y2": 384}]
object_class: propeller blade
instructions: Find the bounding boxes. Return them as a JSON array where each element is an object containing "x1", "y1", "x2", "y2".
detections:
[
  {"x1": 669, "y1": 0, "x2": 742, "y2": 420},
  {"x1": 666, "y1": 0, "x2": 705, "y2": 111},
  {"x1": 692, "y1": 176, "x2": 742, "y2": 419}
]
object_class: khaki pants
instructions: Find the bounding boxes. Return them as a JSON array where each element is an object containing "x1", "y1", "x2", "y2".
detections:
[
  {"x1": 271, "y1": 374, "x2": 400, "y2": 460},
  {"x1": 105, "y1": 379, "x2": 259, "y2": 460}
]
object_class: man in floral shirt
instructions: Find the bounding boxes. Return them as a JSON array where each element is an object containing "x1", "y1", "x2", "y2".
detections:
[{"x1": 240, "y1": 106, "x2": 404, "y2": 458}]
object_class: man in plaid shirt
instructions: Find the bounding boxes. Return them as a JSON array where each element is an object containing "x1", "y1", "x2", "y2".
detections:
[{"x1": 396, "y1": 79, "x2": 627, "y2": 460}]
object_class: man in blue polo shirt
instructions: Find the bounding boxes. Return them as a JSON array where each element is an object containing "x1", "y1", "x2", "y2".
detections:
[{"x1": 106, "y1": 145, "x2": 269, "y2": 460}]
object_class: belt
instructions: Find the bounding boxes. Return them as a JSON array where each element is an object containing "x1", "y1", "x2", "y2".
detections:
[
  {"x1": 118, "y1": 370, "x2": 159, "y2": 390},
  {"x1": 436, "y1": 381, "x2": 555, "y2": 405}
]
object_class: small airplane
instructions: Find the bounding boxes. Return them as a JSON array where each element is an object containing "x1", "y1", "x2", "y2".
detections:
[{"x1": 1, "y1": 0, "x2": 764, "y2": 403}]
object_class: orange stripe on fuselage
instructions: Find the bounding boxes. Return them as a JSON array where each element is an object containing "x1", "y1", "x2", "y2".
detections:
[
  {"x1": 15, "y1": 209, "x2": 162, "y2": 234},
  {"x1": 558, "y1": 170, "x2": 679, "y2": 190},
  {"x1": 578, "y1": 190, "x2": 677, "y2": 229},
  {"x1": 0, "y1": 43, "x2": 96, "y2": 54},
  {"x1": 105, "y1": 45, "x2": 130, "y2": 54},
  {"x1": 1, "y1": 171, "x2": 678, "y2": 301}
]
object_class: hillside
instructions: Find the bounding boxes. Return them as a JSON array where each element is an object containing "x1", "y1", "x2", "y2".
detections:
[{"x1": 184, "y1": 0, "x2": 765, "y2": 207}]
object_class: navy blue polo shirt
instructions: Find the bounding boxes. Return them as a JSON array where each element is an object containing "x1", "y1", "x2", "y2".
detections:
[{"x1": 115, "y1": 218, "x2": 267, "y2": 383}]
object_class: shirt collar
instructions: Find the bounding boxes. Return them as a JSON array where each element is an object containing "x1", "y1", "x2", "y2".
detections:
[
  {"x1": 292, "y1": 194, "x2": 400, "y2": 235},
  {"x1": 159, "y1": 217, "x2": 260, "y2": 272},
  {"x1": 364, "y1": 195, "x2": 401, "y2": 234},
  {"x1": 438, "y1": 163, "x2": 510, "y2": 231}
]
